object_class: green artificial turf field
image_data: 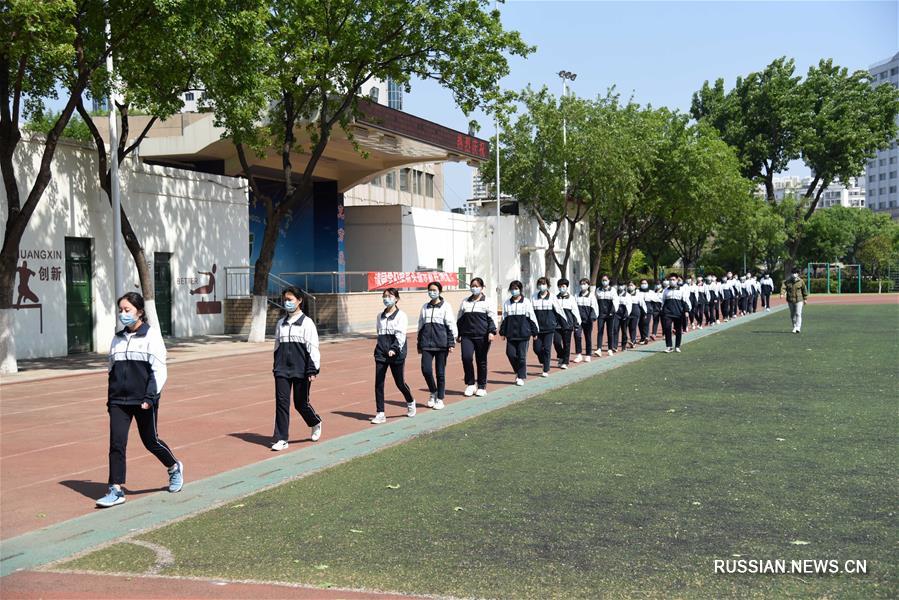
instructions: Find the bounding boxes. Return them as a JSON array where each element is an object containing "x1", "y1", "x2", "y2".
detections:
[{"x1": 65, "y1": 305, "x2": 899, "y2": 598}]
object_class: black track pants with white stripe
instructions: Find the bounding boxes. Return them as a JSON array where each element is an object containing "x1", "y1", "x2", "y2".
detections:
[{"x1": 108, "y1": 402, "x2": 178, "y2": 485}]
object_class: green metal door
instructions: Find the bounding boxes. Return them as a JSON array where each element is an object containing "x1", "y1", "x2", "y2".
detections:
[
  {"x1": 65, "y1": 238, "x2": 93, "y2": 354},
  {"x1": 154, "y1": 252, "x2": 173, "y2": 336}
]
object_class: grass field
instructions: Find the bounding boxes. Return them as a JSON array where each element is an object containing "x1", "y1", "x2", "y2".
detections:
[{"x1": 64, "y1": 305, "x2": 899, "y2": 599}]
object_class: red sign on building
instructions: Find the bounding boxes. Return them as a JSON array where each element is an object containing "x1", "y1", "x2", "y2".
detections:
[{"x1": 368, "y1": 271, "x2": 459, "y2": 291}]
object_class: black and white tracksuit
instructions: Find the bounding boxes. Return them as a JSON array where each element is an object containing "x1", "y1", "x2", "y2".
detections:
[
  {"x1": 661, "y1": 288, "x2": 692, "y2": 349},
  {"x1": 106, "y1": 323, "x2": 177, "y2": 486},
  {"x1": 456, "y1": 295, "x2": 497, "y2": 389},
  {"x1": 417, "y1": 299, "x2": 458, "y2": 401},
  {"x1": 272, "y1": 312, "x2": 322, "y2": 442},
  {"x1": 620, "y1": 292, "x2": 646, "y2": 349},
  {"x1": 374, "y1": 308, "x2": 414, "y2": 412},
  {"x1": 694, "y1": 284, "x2": 709, "y2": 326},
  {"x1": 760, "y1": 276, "x2": 774, "y2": 308},
  {"x1": 553, "y1": 292, "x2": 582, "y2": 365},
  {"x1": 532, "y1": 292, "x2": 566, "y2": 372},
  {"x1": 595, "y1": 287, "x2": 620, "y2": 352},
  {"x1": 574, "y1": 289, "x2": 599, "y2": 355},
  {"x1": 500, "y1": 296, "x2": 539, "y2": 379},
  {"x1": 644, "y1": 288, "x2": 663, "y2": 337}
]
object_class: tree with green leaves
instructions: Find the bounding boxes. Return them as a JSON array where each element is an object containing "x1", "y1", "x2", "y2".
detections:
[
  {"x1": 857, "y1": 233, "x2": 897, "y2": 293},
  {"x1": 1, "y1": 0, "x2": 198, "y2": 373},
  {"x1": 691, "y1": 57, "x2": 899, "y2": 274},
  {"x1": 200, "y1": 0, "x2": 531, "y2": 342}
]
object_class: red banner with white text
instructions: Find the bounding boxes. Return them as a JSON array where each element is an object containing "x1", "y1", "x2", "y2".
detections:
[{"x1": 367, "y1": 271, "x2": 459, "y2": 291}]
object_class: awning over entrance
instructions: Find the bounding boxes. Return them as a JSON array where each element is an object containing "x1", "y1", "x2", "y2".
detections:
[{"x1": 137, "y1": 100, "x2": 490, "y2": 192}]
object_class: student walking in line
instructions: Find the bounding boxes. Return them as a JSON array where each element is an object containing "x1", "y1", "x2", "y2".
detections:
[
  {"x1": 616, "y1": 284, "x2": 633, "y2": 351},
  {"x1": 781, "y1": 269, "x2": 809, "y2": 334},
  {"x1": 594, "y1": 276, "x2": 620, "y2": 356},
  {"x1": 636, "y1": 279, "x2": 652, "y2": 344},
  {"x1": 418, "y1": 281, "x2": 457, "y2": 410},
  {"x1": 96, "y1": 292, "x2": 183, "y2": 508},
  {"x1": 722, "y1": 272, "x2": 735, "y2": 321},
  {"x1": 553, "y1": 278, "x2": 582, "y2": 369},
  {"x1": 623, "y1": 282, "x2": 645, "y2": 348},
  {"x1": 760, "y1": 273, "x2": 774, "y2": 311},
  {"x1": 749, "y1": 273, "x2": 760, "y2": 313},
  {"x1": 573, "y1": 277, "x2": 599, "y2": 362},
  {"x1": 661, "y1": 274, "x2": 692, "y2": 353},
  {"x1": 500, "y1": 280, "x2": 539, "y2": 386},
  {"x1": 532, "y1": 276, "x2": 566, "y2": 376},
  {"x1": 371, "y1": 288, "x2": 416, "y2": 424},
  {"x1": 456, "y1": 277, "x2": 497, "y2": 397},
  {"x1": 694, "y1": 276, "x2": 709, "y2": 329},
  {"x1": 648, "y1": 281, "x2": 664, "y2": 340},
  {"x1": 271, "y1": 287, "x2": 322, "y2": 451}
]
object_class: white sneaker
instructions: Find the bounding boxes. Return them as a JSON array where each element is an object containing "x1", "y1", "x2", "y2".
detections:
[
  {"x1": 433, "y1": 399, "x2": 445, "y2": 410},
  {"x1": 766, "y1": 308, "x2": 770, "y2": 312},
  {"x1": 608, "y1": 349, "x2": 615, "y2": 357},
  {"x1": 515, "y1": 378, "x2": 524, "y2": 386},
  {"x1": 311, "y1": 424, "x2": 322, "y2": 442},
  {"x1": 665, "y1": 347, "x2": 673, "y2": 353},
  {"x1": 475, "y1": 388, "x2": 487, "y2": 397},
  {"x1": 541, "y1": 371, "x2": 549, "y2": 378},
  {"x1": 271, "y1": 440, "x2": 289, "y2": 451},
  {"x1": 426, "y1": 393, "x2": 436, "y2": 408},
  {"x1": 573, "y1": 354, "x2": 583, "y2": 363},
  {"x1": 585, "y1": 356, "x2": 591, "y2": 363},
  {"x1": 592, "y1": 350, "x2": 602, "y2": 357},
  {"x1": 463, "y1": 385, "x2": 477, "y2": 397},
  {"x1": 675, "y1": 347, "x2": 681, "y2": 353},
  {"x1": 370, "y1": 412, "x2": 387, "y2": 424},
  {"x1": 560, "y1": 364, "x2": 568, "y2": 370},
  {"x1": 406, "y1": 402, "x2": 417, "y2": 417}
]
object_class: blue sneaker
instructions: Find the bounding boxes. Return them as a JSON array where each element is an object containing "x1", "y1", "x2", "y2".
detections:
[
  {"x1": 96, "y1": 486, "x2": 125, "y2": 508},
  {"x1": 168, "y1": 461, "x2": 184, "y2": 493}
]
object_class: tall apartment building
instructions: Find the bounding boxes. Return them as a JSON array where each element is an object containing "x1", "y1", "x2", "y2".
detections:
[
  {"x1": 761, "y1": 176, "x2": 865, "y2": 210},
  {"x1": 865, "y1": 52, "x2": 899, "y2": 219}
]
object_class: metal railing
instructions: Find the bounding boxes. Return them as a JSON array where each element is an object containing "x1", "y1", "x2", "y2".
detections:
[{"x1": 224, "y1": 266, "x2": 317, "y2": 322}]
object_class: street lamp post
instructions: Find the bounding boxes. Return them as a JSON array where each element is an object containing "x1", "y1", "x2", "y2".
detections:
[
  {"x1": 494, "y1": 0, "x2": 502, "y2": 310},
  {"x1": 557, "y1": 70, "x2": 576, "y2": 277},
  {"x1": 106, "y1": 21, "x2": 125, "y2": 300}
]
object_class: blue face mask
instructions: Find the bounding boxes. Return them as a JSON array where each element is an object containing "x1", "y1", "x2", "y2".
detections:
[
  {"x1": 510, "y1": 288, "x2": 521, "y2": 297},
  {"x1": 383, "y1": 297, "x2": 396, "y2": 307},
  {"x1": 538, "y1": 284, "x2": 548, "y2": 292},
  {"x1": 470, "y1": 287, "x2": 481, "y2": 296},
  {"x1": 559, "y1": 286, "x2": 568, "y2": 294},
  {"x1": 119, "y1": 312, "x2": 137, "y2": 327},
  {"x1": 284, "y1": 300, "x2": 297, "y2": 312},
  {"x1": 428, "y1": 290, "x2": 440, "y2": 299}
]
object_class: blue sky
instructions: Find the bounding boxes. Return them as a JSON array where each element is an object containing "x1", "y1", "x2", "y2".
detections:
[{"x1": 402, "y1": 0, "x2": 899, "y2": 208}]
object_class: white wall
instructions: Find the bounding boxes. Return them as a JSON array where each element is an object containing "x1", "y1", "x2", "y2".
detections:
[{"x1": 1, "y1": 137, "x2": 248, "y2": 358}]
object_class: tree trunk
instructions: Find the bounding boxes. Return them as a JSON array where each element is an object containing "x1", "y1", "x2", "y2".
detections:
[
  {"x1": 247, "y1": 206, "x2": 282, "y2": 342},
  {"x1": 590, "y1": 213, "x2": 603, "y2": 283}
]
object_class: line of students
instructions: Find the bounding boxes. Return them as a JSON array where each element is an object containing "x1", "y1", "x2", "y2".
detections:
[{"x1": 98, "y1": 271, "x2": 775, "y2": 506}]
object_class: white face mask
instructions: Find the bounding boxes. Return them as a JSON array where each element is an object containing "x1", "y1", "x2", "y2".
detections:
[
  {"x1": 580, "y1": 284, "x2": 590, "y2": 291},
  {"x1": 640, "y1": 284, "x2": 648, "y2": 290},
  {"x1": 470, "y1": 286, "x2": 481, "y2": 296},
  {"x1": 669, "y1": 280, "x2": 678, "y2": 287},
  {"x1": 538, "y1": 284, "x2": 548, "y2": 292},
  {"x1": 601, "y1": 280, "x2": 610, "y2": 287},
  {"x1": 559, "y1": 286, "x2": 568, "y2": 294}
]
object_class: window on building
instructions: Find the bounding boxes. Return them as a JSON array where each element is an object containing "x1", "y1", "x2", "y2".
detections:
[
  {"x1": 880, "y1": 158, "x2": 887, "y2": 166},
  {"x1": 184, "y1": 92, "x2": 194, "y2": 101},
  {"x1": 371, "y1": 176, "x2": 381, "y2": 187},
  {"x1": 879, "y1": 173, "x2": 886, "y2": 180},
  {"x1": 892, "y1": 67, "x2": 899, "y2": 76},
  {"x1": 891, "y1": 201, "x2": 897, "y2": 208},
  {"x1": 891, "y1": 156, "x2": 897, "y2": 164},
  {"x1": 870, "y1": 189, "x2": 876, "y2": 197},
  {"x1": 880, "y1": 187, "x2": 886, "y2": 194},
  {"x1": 892, "y1": 171, "x2": 897, "y2": 179},
  {"x1": 400, "y1": 168, "x2": 410, "y2": 192},
  {"x1": 425, "y1": 173, "x2": 434, "y2": 197},
  {"x1": 890, "y1": 186, "x2": 897, "y2": 193},
  {"x1": 386, "y1": 171, "x2": 396, "y2": 189},
  {"x1": 387, "y1": 78, "x2": 403, "y2": 111},
  {"x1": 869, "y1": 175, "x2": 876, "y2": 182},
  {"x1": 437, "y1": 258, "x2": 444, "y2": 271}
]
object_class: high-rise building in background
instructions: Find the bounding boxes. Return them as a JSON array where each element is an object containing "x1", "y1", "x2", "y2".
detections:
[{"x1": 865, "y1": 52, "x2": 899, "y2": 219}]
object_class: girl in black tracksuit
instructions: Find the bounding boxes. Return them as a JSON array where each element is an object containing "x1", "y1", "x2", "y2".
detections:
[
  {"x1": 418, "y1": 281, "x2": 457, "y2": 410},
  {"x1": 532, "y1": 276, "x2": 567, "y2": 376},
  {"x1": 553, "y1": 278, "x2": 582, "y2": 368},
  {"x1": 456, "y1": 277, "x2": 497, "y2": 397},
  {"x1": 760, "y1": 274, "x2": 774, "y2": 309},
  {"x1": 371, "y1": 287, "x2": 416, "y2": 424},
  {"x1": 97, "y1": 292, "x2": 182, "y2": 508},
  {"x1": 499, "y1": 280, "x2": 540, "y2": 384},
  {"x1": 271, "y1": 287, "x2": 322, "y2": 451},
  {"x1": 661, "y1": 275, "x2": 692, "y2": 352},
  {"x1": 573, "y1": 277, "x2": 598, "y2": 361}
]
